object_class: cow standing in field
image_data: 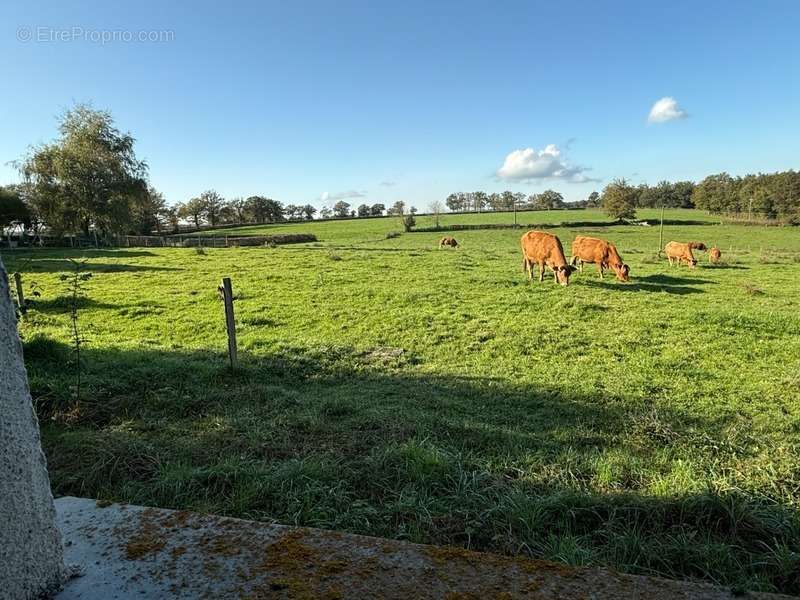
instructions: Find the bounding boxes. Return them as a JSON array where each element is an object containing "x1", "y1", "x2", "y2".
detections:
[
  {"x1": 570, "y1": 236, "x2": 630, "y2": 281},
  {"x1": 439, "y1": 236, "x2": 459, "y2": 249},
  {"x1": 709, "y1": 247, "x2": 721, "y2": 263},
  {"x1": 665, "y1": 241, "x2": 701, "y2": 268},
  {"x1": 520, "y1": 231, "x2": 576, "y2": 286}
]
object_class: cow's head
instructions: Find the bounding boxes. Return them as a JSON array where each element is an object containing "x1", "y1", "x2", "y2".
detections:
[
  {"x1": 614, "y1": 263, "x2": 630, "y2": 282},
  {"x1": 555, "y1": 265, "x2": 577, "y2": 286},
  {"x1": 687, "y1": 258, "x2": 697, "y2": 268}
]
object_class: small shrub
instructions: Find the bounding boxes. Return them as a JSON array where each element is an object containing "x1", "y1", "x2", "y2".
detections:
[
  {"x1": 386, "y1": 231, "x2": 401, "y2": 239},
  {"x1": 195, "y1": 246, "x2": 206, "y2": 255}
]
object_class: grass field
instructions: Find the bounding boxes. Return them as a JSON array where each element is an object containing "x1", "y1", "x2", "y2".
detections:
[{"x1": 4, "y1": 208, "x2": 800, "y2": 593}]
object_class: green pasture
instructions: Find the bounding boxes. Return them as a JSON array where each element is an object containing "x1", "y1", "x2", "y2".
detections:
[{"x1": 4, "y1": 208, "x2": 800, "y2": 593}]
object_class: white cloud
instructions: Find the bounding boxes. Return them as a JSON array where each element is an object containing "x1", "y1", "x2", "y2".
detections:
[
  {"x1": 319, "y1": 190, "x2": 367, "y2": 202},
  {"x1": 648, "y1": 97, "x2": 687, "y2": 123},
  {"x1": 496, "y1": 144, "x2": 594, "y2": 183}
]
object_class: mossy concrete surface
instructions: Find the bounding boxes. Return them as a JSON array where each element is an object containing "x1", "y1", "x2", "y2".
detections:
[{"x1": 55, "y1": 497, "x2": 794, "y2": 600}]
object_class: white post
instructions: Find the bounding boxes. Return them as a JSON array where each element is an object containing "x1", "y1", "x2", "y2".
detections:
[{"x1": 0, "y1": 257, "x2": 66, "y2": 598}]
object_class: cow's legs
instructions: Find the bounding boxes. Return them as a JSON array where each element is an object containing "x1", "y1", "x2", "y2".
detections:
[
  {"x1": 597, "y1": 263, "x2": 604, "y2": 279},
  {"x1": 538, "y1": 264, "x2": 545, "y2": 282}
]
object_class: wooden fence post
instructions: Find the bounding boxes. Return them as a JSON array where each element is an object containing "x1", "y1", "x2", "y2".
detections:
[
  {"x1": 218, "y1": 277, "x2": 238, "y2": 369},
  {"x1": 13, "y1": 272, "x2": 26, "y2": 314}
]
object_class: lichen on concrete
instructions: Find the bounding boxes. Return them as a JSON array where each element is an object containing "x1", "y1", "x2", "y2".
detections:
[{"x1": 0, "y1": 257, "x2": 66, "y2": 599}]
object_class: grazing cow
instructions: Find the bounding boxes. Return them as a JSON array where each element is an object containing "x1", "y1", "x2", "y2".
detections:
[
  {"x1": 520, "y1": 230, "x2": 576, "y2": 286},
  {"x1": 688, "y1": 242, "x2": 707, "y2": 251},
  {"x1": 665, "y1": 241, "x2": 698, "y2": 268},
  {"x1": 570, "y1": 235, "x2": 630, "y2": 281},
  {"x1": 439, "y1": 236, "x2": 459, "y2": 249},
  {"x1": 709, "y1": 247, "x2": 721, "y2": 263}
]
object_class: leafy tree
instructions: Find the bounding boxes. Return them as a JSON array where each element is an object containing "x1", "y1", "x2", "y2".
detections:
[
  {"x1": 245, "y1": 196, "x2": 283, "y2": 223},
  {"x1": 333, "y1": 201, "x2": 351, "y2": 218},
  {"x1": 319, "y1": 206, "x2": 333, "y2": 219},
  {"x1": 228, "y1": 197, "x2": 247, "y2": 223},
  {"x1": 284, "y1": 204, "x2": 301, "y2": 220},
  {"x1": 18, "y1": 103, "x2": 148, "y2": 236},
  {"x1": 218, "y1": 203, "x2": 236, "y2": 224},
  {"x1": 0, "y1": 185, "x2": 30, "y2": 230},
  {"x1": 692, "y1": 173, "x2": 739, "y2": 214},
  {"x1": 473, "y1": 191, "x2": 488, "y2": 212},
  {"x1": 602, "y1": 178, "x2": 637, "y2": 220},
  {"x1": 131, "y1": 186, "x2": 166, "y2": 234},
  {"x1": 357, "y1": 204, "x2": 370, "y2": 217},
  {"x1": 388, "y1": 200, "x2": 406, "y2": 216},
  {"x1": 179, "y1": 197, "x2": 206, "y2": 228},
  {"x1": 401, "y1": 214, "x2": 416, "y2": 232},
  {"x1": 446, "y1": 193, "x2": 465, "y2": 212},
  {"x1": 199, "y1": 190, "x2": 224, "y2": 226},
  {"x1": 370, "y1": 203, "x2": 385, "y2": 216},
  {"x1": 531, "y1": 189, "x2": 564, "y2": 210},
  {"x1": 586, "y1": 191, "x2": 600, "y2": 207},
  {"x1": 163, "y1": 206, "x2": 180, "y2": 233},
  {"x1": 302, "y1": 204, "x2": 317, "y2": 220}
]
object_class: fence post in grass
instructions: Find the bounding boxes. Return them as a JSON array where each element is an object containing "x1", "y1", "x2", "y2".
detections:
[
  {"x1": 218, "y1": 277, "x2": 238, "y2": 369},
  {"x1": 13, "y1": 272, "x2": 26, "y2": 314}
]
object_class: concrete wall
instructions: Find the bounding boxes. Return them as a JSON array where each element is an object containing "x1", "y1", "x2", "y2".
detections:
[{"x1": 0, "y1": 257, "x2": 65, "y2": 599}]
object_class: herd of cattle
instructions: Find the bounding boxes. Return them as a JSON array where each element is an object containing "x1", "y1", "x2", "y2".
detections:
[{"x1": 438, "y1": 232, "x2": 722, "y2": 287}]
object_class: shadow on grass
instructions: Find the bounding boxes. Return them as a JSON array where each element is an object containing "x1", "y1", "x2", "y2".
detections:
[
  {"x1": 27, "y1": 296, "x2": 121, "y2": 313},
  {"x1": 579, "y1": 273, "x2": 716, "y2": 295},
  {"x1": 703, "y1": 263, "x2": 749, "y2": 270},
  {"x1": 14, "y1": 259, "x2": 182, "y2": 273},
  {"x1": 22, "y1": 337, "x2": 800, "y2": 594},
  {"x1": 3, "y1": 249, "x2": 159, "y2": 258}
]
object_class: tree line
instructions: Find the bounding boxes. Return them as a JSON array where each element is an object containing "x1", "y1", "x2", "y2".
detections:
[
  {"x1": 598, "y1": 172, "x2": 800, "y2": 221},
  {"x1": 2, "y1": 104, "x2": 798, "y2": 241},
  {"x1": 0, "y1": 104, "x2": 417, "y2": 239},
  {"x1": 443, "y1": 181, "x2": 695, "y2": 214}
]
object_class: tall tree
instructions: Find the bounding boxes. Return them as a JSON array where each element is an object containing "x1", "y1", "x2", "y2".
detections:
[
  {"x1": 199, "y1": 190, "x2": 224, "y2": 226},
  {"x1": 0, "y1": 185, "x2": 30, "y2": 231},
  {"x1": 228, "y1": 197, "x2": 247, "y2": 223},
  {"x1": 532, "y1": 190, "x2": 564, "y2": 210},
  {"x1": 370, "y1": 203, "x2": 386, "y2": 216},
  {"x1": 333, "y1": 201, "x2": 351, "y2": 218},
  {"x1": 357, "y1": 204, "x2": 370, "y2": 217},
  {"x1": 244, "y1": 196, "x2": 283, "y2": 223},
  {"x1": 178, "y1": 197, "x2": 206, "y2": 228},
  {"x1": 18, "y1": 103, "x2": 148, "y2": 237},
  {"x1": 302, "y1": 205, "x2": 317, "y2": 220},
  {"x1": 387, "y1": 200, "x2": 406, "y2": 215},
  {"x1": 602, "y1": 179, "x2": 637, "y2": 220}
]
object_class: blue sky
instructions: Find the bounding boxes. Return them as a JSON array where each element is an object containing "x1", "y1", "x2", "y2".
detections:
[{"x1": 2, "y1": 0, "x2": 799, "y2": 209}]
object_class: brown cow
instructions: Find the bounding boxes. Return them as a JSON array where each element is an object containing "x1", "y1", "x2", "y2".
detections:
[
  {"x1": 439, "y1": 236, "x2": 459, "y2": 249},
  {"x1": 520, "y1": 231, "x2": 576, "y2": 286},
  {"x1": 665, "y1": 241, "x2": 698, "y2": 268},
  {"x1": 570, "y1": 235, "x2": 630, "y2": 281},
  {"x1": 709, "y1": 247, "x2": 721, "y2": 263}
]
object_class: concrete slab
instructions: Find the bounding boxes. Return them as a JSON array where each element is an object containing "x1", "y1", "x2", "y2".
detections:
[{"x1": 55, "y1": 496, "x2": 793, "y2": 599}]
